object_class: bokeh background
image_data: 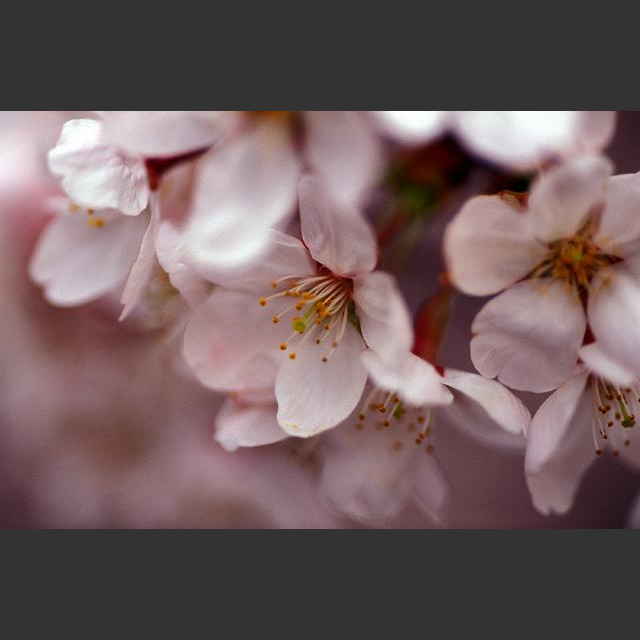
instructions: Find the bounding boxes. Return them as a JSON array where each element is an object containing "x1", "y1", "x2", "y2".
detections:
[{"x1": 2, "y1": 111, "x2": 639, "y2": 528}]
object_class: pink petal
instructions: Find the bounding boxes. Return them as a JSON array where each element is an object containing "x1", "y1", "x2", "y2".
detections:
[
  {"x1": 352, "y1": 271, "x2": 413, "y2": 363},
  {"x1": 48, "y1": 119, "x2": 149, "y2": 216},
  {"x1": 372, "y1": 111, "x2": 450, "y2": 145},
  {"x1": 186, "y1": 229, "x2": 315, "y2": 294},
  {"x1": 100, "y1": 110, "x2": 230, "y2": 157},
  {"x1": 304, "y1": 111, "x2": 384, "y2": 207},
  {"x1": 119, "y1": 202, "x2": 160, "y2": 321},
  {"x1": 298, "y1": 175, "x2": 377, "y2": 277},
  {"x1": 528, "y1": 154, "x2": 612, "y2": 243},
  {"x1": 578, "y1": 342, "x2": 637, "y2": 387},
  {"x1": 441, "y1": 369, "x2": 530, "y2": 448},
  {"x1": 595, "y1": 173, "x2": 640, "y2": 257},
  {"x1": 444, "y1": 194, "x2": 546, "y2": 296},
  {"x1": 276, "y1": 324, "x2": 367, "y2": 437},
  {"x1": 186, "y1": 120, "x2": 301, "y2": 270},
  {"x1": 454, "y1": 111, "x2": 615, "y2": 172},
  {"x1": 588, "y1": 265, "x2": 640, "y2": 380},
  {"x1": 154, "y1": 221, "x2": 212, "y2": 309},
  {"x1": 471, "y1": 279, "x2": 585, "y2": 392},
  {"x1": 183, "y1": 289, "x2": 289, "y2": 392},
  {"x1": 29, "y1": 208, "x2": 146, "y2": 306},
  {"x1": 362, "y1": 350, "x2": 453, "y2": 407},
  {"x1": 215, "y1": 397, "x2": 287, "y2": 452},
  {"x1": 524, "y1": 370, "x2": 595, "y2": 515}
]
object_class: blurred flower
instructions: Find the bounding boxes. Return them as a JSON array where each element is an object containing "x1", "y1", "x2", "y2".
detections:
[
  {"x1": 373, "y1": 111, "x2": 616, "y2": 172},
  {"x1": 319, "y1": 351, "x2": 528, "y2": 525},
  {"x1": 445, "y1": 154, "x2": 640, "y2": 393},
  {"x1": 183, "y1": 111, "x2": 384, "y2": 271}
]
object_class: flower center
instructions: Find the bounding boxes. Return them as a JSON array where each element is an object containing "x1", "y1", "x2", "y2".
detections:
[
  {"x1": 352, "y1": 387, "x2": 435, "y2": 456},
  {"x1": 591, "y1": 377, "x2": 637, "y2": 456},
  {"x1": 531, "y1": 221, "x2": 617, "y2": 290},
  {"x1": 258, "y1": 271, "x2": 355, "y2": 362},
  {"x1": 69, "y1": 203, "x2": 106, "y2": 228}
]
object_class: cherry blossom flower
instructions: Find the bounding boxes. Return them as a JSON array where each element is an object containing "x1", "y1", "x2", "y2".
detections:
[
  {"x1": 525, "y1": 343, "x2": 640, "y2": 515},
  {"x1": 373, "y1": 111, "x2": 616, "y2": 172},
  {"x1": 32, "y1": 114, "x2": 218, "y2": 311},
  {"x1": 320, "y1": 350, "x2": 530, "y2": 525},
  {"x1": 183, "y1": 111, "x2": 384, "y2": 271},
  {"x1": 444, "y1": 154, "x2": 640, "y2": 393},
  {"x1": 183, "y1": 175, "x2": 413, "y2": 437}
]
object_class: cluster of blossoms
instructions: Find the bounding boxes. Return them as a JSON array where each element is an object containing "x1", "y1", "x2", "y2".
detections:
[{"x1": 31, "y1": 110, "x2": 636, "y2": 525}]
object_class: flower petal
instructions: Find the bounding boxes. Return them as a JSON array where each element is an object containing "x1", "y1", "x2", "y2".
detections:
[
  {"x1": 352, "y1": 271, "x2": 413, "y2": 363},
  {"x1": 48, "y1": 119, "x2": 149, "y2": 216},
  {"x1": 444, "y1": 195, "x2": 546, "y2": 296},
  {"x1": 186, "y1": 228, "x2": 315, "y2": 294},
  {"x1": 362, "y1": 350, "x2": 453, "y2": 407},
  {"x1": 100, "y1": 110, "x2": 228, "y2": 157},
  {"x1": 371, "y1": 111, "x2": 449, "y2": 145},
  {"x1": 304, "y1": 111, "x2": 383, "y2": 207},
  {"x1": 183, "y1": 289, "x2": 289, "y2": 391},
  {"x1": 215, "y1": 397, "x2": 287, "y2": 452},
  {"x1": 186, "y1": 120, "x2": 301, "y2": 270},
  {"x1": 588, "y1": 265, "x2": 640, "y2": 380},
  {"x1": 154, "y1": 220, "x2": 212, "y2": 309},
  {"x1": 454, "y1": 111, "x2": 615, "y2": 172},
  {"x1": 595, "y1": 173, "x2": 640, "y2": 257},
  {"x1": 276, "y1": 324, "x2": 367, "y2": 437},
  {"x1": 441, "y1": 369, "x2": 530, "y2": 449},
  {"x1": 528, "y1": 154, "x2": 612, "y2": 243},
  {"x1": 578, "y1": 342, "x2": 637, "y2": 387},
  {"x1": 119, "y1": 203, "x2": 160, "y2": 321},
  {"x1": 29, "y1": 209, "x2": 147, "y2": 306},
  {"x1": 524, "y1": 370, "x2": 594, "y2": 515},
  {"x1": 471, "y1": 279, "x2": 585, "y2": 392},
  {"x1": 298, "y1": 174, "x2": 377, "y2": 277}
]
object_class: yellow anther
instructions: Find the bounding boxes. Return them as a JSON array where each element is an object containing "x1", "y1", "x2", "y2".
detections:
[
  {"x1": 272, "y1": 316, "x2": 280, "y2": 324},
  {"x1": 279, "y1": 343, "x2": 288, "y2": 351},
  {"x1": 259, "y1": 297, "x2": 267, "y2": 306},
  {"x1": 289, "y1": 352, "x2": 297, "y2": 360}
]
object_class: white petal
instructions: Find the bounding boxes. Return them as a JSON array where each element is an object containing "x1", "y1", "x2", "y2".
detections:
[
  {"x1": 155, "y1": 220, "x2": 212, "y2": 309},
  {"x1": 524, "y1": 371, "x2": 595, "y2": 515},
  {"x1": 578, "y1": 342, "x2": 637, "y2": 387},
  {"x1": 119, "y1": 203, "x2": 160, "y2": 321},
  {"x1": 298, "y1": 174, "x2": 377, "y2": 277},
  {"x1": 528, "y1": 154, "x2": 612, "y2": 243},
  {"x1": 215, "y1": 397, "x2": 287, "y2": 452},
  {"x1": 444, "y1": 195, "x2": 546, "y2": 296},
  {"x1": 471, "y1": 279, "x2": 585, "y2": 392},
  {"x1": 100, "y1": 111, "x2": 227, "y2": 157},
  {"x1": 352, "y1": 271, "x2": 413, "y2": 363},
  {"x1": 183, "y1": 289, "x2": 289, "y2": 391},
  {"x1": 588, "y1": 265, "x2": 640, "y2": 379},
  {"x1": 441, "y1": 369, "x2": 530, "y2": 449},
  {"x1": 29, "y1": 210, "x2": 146, "y2": 306},
  {"x1": 186, "y1": 229, "x2": 315, "y2": 294},
  {"x1": 362, "y1": 351, "x2": 453, "y2": 407},
  {"x1": 187, "y1": 120, "x2": 300, "y2": 270},
  {"x1": 595, "y1": 173, "x2": 640, "y2": 257},
  {"x1": 372, "y1": 111, "x2": 450, "y2": 145},
  {"x1": 276, "y1": 324, "x2": 367, "y2": 437},
  {"x1": 454, "y1": 111, "x2": 615, "y2": 172},
  {"x1": 48, "y1": 119, "x2": 149, "y2": 216},
  {"x1": 304, "y1": 111, "x2": 384, "y2": 207}
]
